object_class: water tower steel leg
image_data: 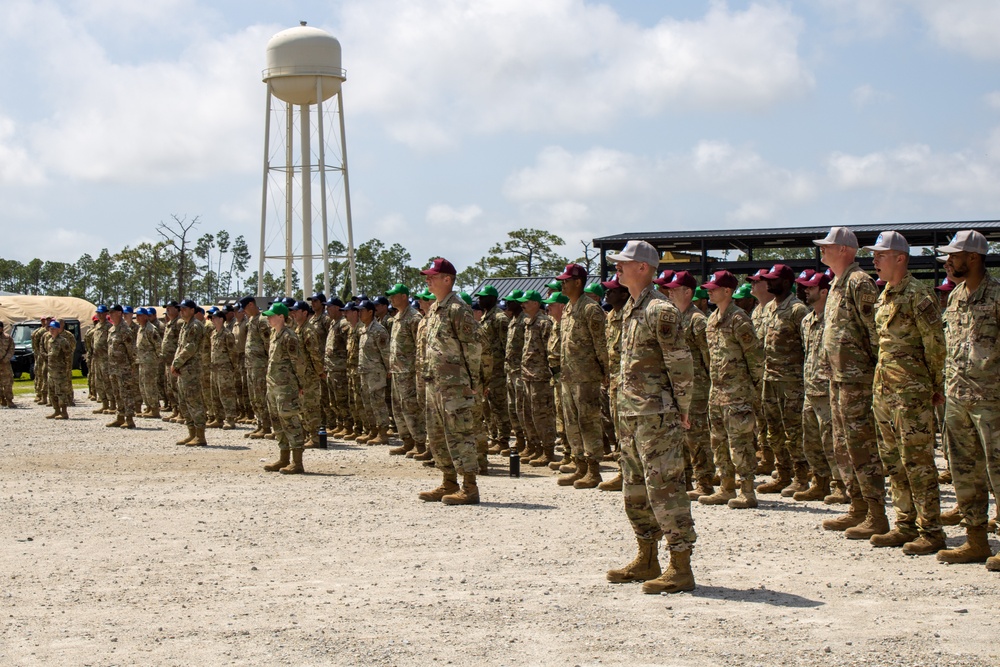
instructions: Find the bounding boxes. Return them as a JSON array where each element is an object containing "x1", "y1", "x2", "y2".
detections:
[
  {"x1": 316, "y1": 76, "x2": 330, "y2": 298},
  {"x1": 301, "y1": 102, "x2": 313, "y2": 299},
  {"x1": 258, "y1": 85, "x2": 273, "y2": 297},
  {"x1": 338, "y1": 91, "x2": 357, "y2": 296},
  {"x1": 284, "y1": 102, "x2": 294, "y2": 296}
]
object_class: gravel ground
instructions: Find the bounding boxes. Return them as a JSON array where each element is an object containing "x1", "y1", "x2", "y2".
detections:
[{"x1": 3, "y1": 390, "x2": 999, "y2": 667}]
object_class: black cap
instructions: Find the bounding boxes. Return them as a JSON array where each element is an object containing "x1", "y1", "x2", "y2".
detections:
[
  {"x1": 353, "y1": 294, "x2": 368, "y2": 302},
  {"x1": 373, "y1": 296, "x2": 390, "y2": 307},
  {"x1": 180, "y1": 299, "x2": 197, "y2": 309},
  {"x1": 224, "y1": 304, "x2": 235, "y2": 313},
  {"x1": 195, "y1": 306, "x2": 205, "y2": 315},
  {"x1": 309, "y1": 292, "x2": 326, "y2": 302},
  {"x1": 290, "y1": 300, "x2": 311, "y2": 312},
  {"x1": 211, "y1": 310, "x2": 226, "y2": 319},
  {"x1": 238, "y1": 295, "x2": 255, "y2": 309},
  {"x1": 342, "y1": 302, "x2": 358, "y2": 312},
  {"x1": 281, "y1": 296, "x2": 296, "y2": 308},
  {"x1": 163, "y1": 300, "x2": 180, "y2": 309},
  {"x1": 325, "y1": 297, "x2": 345, "y2": 307},
  {"x1": 358, "y1": 299, "x2": 376, "y2": 311},
  {"x1": 110, "y1": 304, "x2": 124, "y2": 312}
]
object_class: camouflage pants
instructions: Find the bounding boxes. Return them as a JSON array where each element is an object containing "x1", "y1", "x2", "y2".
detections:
[
  {"x1": 425, "y1": 381, "x2": 479, "y2": 476},
  {"x1": 601, "y1": 385, "x2": 617, "y2": 452},
  {"x1": 348, "y1": 371, "x2": 365, "y2": 430},
  {"x1": 560, "y1": 381, "x2": 604, "y2": 460},
  {"x1": 709, "y1": 402, "x2": 757, "y2": 482},
  {"x1": 485, "y1": 373, "x2": 510, "y2": 442},
  {"x1": 108, "y1": 368, "x2": 137, "y2": 418},
  {"x1": 200, "y1": 362, "x2": 212, "y2": 418},
  {"x1": 872, "y1": 391, "x2": 943, "y2": 538},
  {"x1": 159, "y1": 360, "x2": 169, "y2": 405},
  {"x1": 138, "y1": 361, "x2": 160, "y2": 411},
  {"x1": 47, "y1": 368, "x2": 72, "y2": 404},
  {"x1": 519, "y1": 380, "x2": 556, "y2": 449},
  {"x1": 762, "y1": 379, "x2": 807, "y2": 473},
  {"x1": 246, "y1": 361, "x2": 271, "y2": 431},
  {"x1": 176, "y1": 365, "x2": 206, "y2": 429},
  {"x1": 0, "y1": 364, "x2": 12, "y2": 404},
  {"x1": 619, "y1": 412, "x2": 697, "y2": 551},
  {"x1": 552, "y1": 375, "x2": 564, "y2": 438},
  {"x1": 685, "y1": 398, "x2": 714, "y2": 481},
  {"x1": 391, "y1": 372, "x2": 425, "y2": 444},
  {"x1": 945, "y1": 397, "x2": 1000, "y2": 530},
  {"x1": 327, "y1": 369, "x2": 349, "y2": 426},
  {"x1": 830, "y1": 381, "x2": 885, "y2": 503},
  {"x1": 267, "y1": 383, "x2": 304, "y2": 451},
  {"x1": 299, "y1": 370, "x2": 323, "y2": 438},
  {"x1": 506, "y1": 373, "x2": 525, "y2": 439},
  {"x1": 361, "y1": 372, "x2": 389, "y2": 431},
  {"x1": 91, "y1": 355, "x2": 109, "y2": 402},
  {"x1": 802, "y1": 393, "x2": 838, "y2": 481},
  {"x1": 35, "y1": 357, "x2": 47, "y2": 398},
  {"x1": 211, "y1": 364, "x2": 239, "y2": 422}
]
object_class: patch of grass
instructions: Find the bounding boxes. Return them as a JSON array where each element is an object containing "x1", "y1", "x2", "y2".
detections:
[{"x1": 13, "y1": 370, "x2": 89, "y2": 395}]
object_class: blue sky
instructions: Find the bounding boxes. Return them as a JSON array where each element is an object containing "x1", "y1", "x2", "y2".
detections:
[{"x1": 2, "y1": 0, "x2": 1000, "y2": 281}]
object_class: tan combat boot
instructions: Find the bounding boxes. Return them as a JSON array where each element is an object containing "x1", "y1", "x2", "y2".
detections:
[
  {"x1": 206, "y1": 418, "x2": 223, "y2": 429},
  {"x1": 870, "y1": 525, "x2": 919, "y2": 548},
  {"x1": 530, "y1": 446, "x2": 555, "y2": 468},
  {"x1": 607, "y1": 537, "x2": 661, "y2": 583},
  {"x1": 940, "y1": 505, "x2": 963, "y2": 526},
  {"x1": 375, "y1": 426, "x2": 390, "y2": 446},
  {"x1": 642, "y1": 548, "x2": 695, "y2": 594},
  {"x1": 222, "y1": 420, "x2": 236, "y2": 430},
  {"x1": 781, "y1": 463, "x2": 812, "y2": 497},
  {"x1": 985, "y1": 553, "x2": 1000, "y2": 571},
  {"x1": 727, "y1": 479, "x2": 758, "y2": 509},
  {"x1": 279, "y1": 449, "x2": 304, "y2": 474},
  {"x1": 418, "y1": 474, "x2": 460, "y2": 502},
  {"x1": 176, "y1": 425, "x2": 196, "y2": 446},
  {"x1": 598, "y1": 472, "x2": 623, "y2": 492},
  {"x1": 823, "y1": 480, "x2": 849, "y2": 505},
  {"x1": 163, "y1": 408, "x2": 179, "y2": 422},
  {"x1": 56, "y1": 404, "x2": 69, "y2": 420},
  {"x1": 105, "y1": 415, "x2": 125, "y2": 428},
  {"x1": 250, "y1": 426, "x2": 271, "y2": 440},
  {"x1": 794, "y1": 475, "x2": 831, "y2": 502},
  {"x1": 823, "y1": 497, "x2": 867, "y2": 531},
  {"x1": 487, "y1": 439, "x2": 503, "y2": 455},
  {"x1": 413, "y1": 444, "x2": 435, "y2": 461},
  {"x1": 937, "y1": 527, "x2": 993, "y2": 564},
  {"x1": 245, "y1": 424, "x2": 263, "y2": 439},
  {"x1": 122, "y1": 416, "x2": 136, "y2": 429},
  {"x1": 550, "y1": 450, "x2": 572, "y2": 471},
  {"x1": 390, "y1": 435, "x2": 415, "y2": 456},
  {"x1": 442, "y1": 474, "x2": 480, "y2": 505},
  {"x1": 557, "y1": 459, "x2": 587, "y2": 487},
  {"x1": 687, "y1": 476, "x2": 714, "y2": 501},
  {"x1": 573, "y1": 459, "x2": 603, "y2": 489},
  {"x1": 148, "y1": 406, "x2": 161, "y2": 419},
  {"x1": 901, "y1": 533, "x2": 947, "y2": 556},
  {"x1": 520, "y1": 442, "x2": 539, "y2": 463},
  {"x1": 698, "y1": 476, "x2": 736, "y2": 505},
  {"x1": 757, "y1": 467, "x2": 791, "y2": 494},
  {"x1": 756, "y1": 447, "x2": 775, "y2": 475},
  {"x1": 344, "y1": 426, "x2": 363, "y2": 442},
  {"x1": 938, "y1": 468, "x2": 953, "y2": 484},
  {"x1": 263, "y1": 449, "x2": 290, "y2": 472},
  {"x1": 185, "y1": 427, "x2": 207, "y2": 447},
  {"x1": 407, "y1": 442, "x2": 426, "y2": 458},
  {"x1": 46, "y1": 400, "x2": 61, "y2": 419},
  {"x1": 844, "y1": 500, "x2": 890, "y2": 540},
  {"x1": 93, "y1": 401, "x2": 109, "y2": 415}
]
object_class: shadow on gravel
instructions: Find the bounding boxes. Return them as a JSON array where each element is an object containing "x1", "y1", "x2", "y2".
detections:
[
  {"x1": 478, "y1": 501, "x2": 558, "y2": 511},
  {"x1": 692, "y1": 585, "x2": 824, "y2": 608}
]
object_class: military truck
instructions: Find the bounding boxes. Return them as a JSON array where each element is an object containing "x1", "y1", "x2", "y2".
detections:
[{"x1": 9, "y1": 319, "x2": 87, "y2": 379}]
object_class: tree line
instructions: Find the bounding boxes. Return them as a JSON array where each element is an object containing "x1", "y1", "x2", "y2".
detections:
[{"x1": 0, "y1": 217, "x2": 595, "y2": 305}]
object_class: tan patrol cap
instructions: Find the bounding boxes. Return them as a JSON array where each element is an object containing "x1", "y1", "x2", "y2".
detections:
[
  {"x1": 813, "y1": 226, "x2": 858, "y2": 249},
  {"x1": 936, "y1": 230, "x2": 988, "y2": 255},
  {"x1": 863, "y1": 231, "x2": 910, "y2": 253}
]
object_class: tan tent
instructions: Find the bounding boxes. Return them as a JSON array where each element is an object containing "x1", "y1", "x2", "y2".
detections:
[{"x1": 0, "y1": 295, "x2": 98, "y2": 334}]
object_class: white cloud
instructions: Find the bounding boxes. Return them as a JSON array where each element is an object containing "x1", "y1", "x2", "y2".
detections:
[
  {"x1": 426, "y1": 204, "x2": 483, "y2": 226},
  {"x1": 816, "y1": 0, "x2": 903, "y2": 38},
  {"x1": 915, "y1": 0, "x2": 1000, "y2": 60},
  {"x1": 851, "y1": 84, "x2": 892, "y2": 109},
  {"x1": 0, "y1": 116, "x2": 45, "y2": 186},
  {"x1": 503, "y1": 146, "x2": 652, "y2": 202},
  {"x1": 340, "y1": 0, "x2": 813, "y2": 147},
  {"x1": 986, "y1": 91, "x2": 1000, "y2": 111}
]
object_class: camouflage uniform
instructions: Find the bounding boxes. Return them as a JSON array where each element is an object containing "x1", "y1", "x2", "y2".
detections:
[
  {"x1": 347, "y1": 321, "x2": 365, "y2": 432},
  {"x1": 481, "y1": 305, "x2": 511, "y2": 445},
  {"x1": 606, "y1": 307, "x2": 624, "y2": 432},
  {"x1": 83, "y1": 326, "x2": 96, "y2": 399},
  {"x1": 107, "y1": 321, "x2": 139, "y2": 419},
  {"x1": 424, "y1": 292, "x2": 482, "y2": 476},
  {"x1": 136, "y1": 321, "x2": 162, "y2": 412},
  {"x1": 210, "y1": 325, "x2": 240, "y2": 424},
  {"x1": 0, "y1": 330, "x2": 13, "y2": 405},
  {"x1": 617, "y1": 284, "x2": 696, "y2": 551},
  {"x1": 267, "y1": 326, "x2": 306, "y2": 451},
  {"x1": 678, "y1": 303, "x2": 714, "y2": 483},
  {"x1": 548, "y1": 318, "x2": 563, "y2": 442},
  {"x1": 706, "y1": 302, "x2": 764, "y2": 484},
  {"x1": 244, "y1": 313, "x2": 272, "y2": 432},
  {"x1": 414, "y1": 315, "x2": 430, "y2": 428},
  {"x1": 389, "y1": 305, "x2": 425, "y2": 445},
  {"x1": 358, "y1": 318, "x2": 391, "y2": 433},
  {"x1": 172, "y1": 317, "x2": 207, "y2": 430},
  {"x1": 751, "y1": 304, "x2": 771, "y2": 457},
  {"x1": 942, "y1": 276, "x2": 1000, "y2": 530},
  {"x1": 801, "y1": 308, "x2": 838, "y2": 481},
  {"x1": 310, "y1": 310, "x2": 331, "y2": 426},
  {"x1": 823, "y1": 262, "x2": 885, "y2": 504},
  {"x1": 226, "y1": 317, "x2": 246, "y2": 418},
  {"x1": 32, "y1": 326, "x2": 48, "y2": 403},
  {"x1": 324, "y1": 316, "x2": 350, "y2": 429},
  {"x1": 160, "y1": 316, "x2": 182, "y2": 415},
  {"x1": 474, "y1": 323, "x2": 494, "y2": 466},
  {"x1": 91, "y1": 320, "x2": 112, "y2": 408},
  {"x1": 560, "y1": 293, "x2": 609, "y2": 461},
  {"x1": 520, "y1": 310, "x2": 556, "y2": 452},
  {"x1": 872, "y1": 273, "x2": 946, "y2": 539},
  {"x1": 296, "y1": 317, "x2": 325, "y2": 440},
  {"x1": 199, "y1": 325, "x2": 212, "y2": 418},
  {"x1": 505, "y1": 312, "x2": 528, "y2": 448},
  {"x1": 761, "y1": 292, "x2": 809, "y2": 476},
  {"x1": 46, "y1": 329, "x2": 74, "y2": 406}
]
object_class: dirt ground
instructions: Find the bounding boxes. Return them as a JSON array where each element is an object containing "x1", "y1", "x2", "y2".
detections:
[{"x1": 2, "y1": 391, "x2": 999, "y2": 667}]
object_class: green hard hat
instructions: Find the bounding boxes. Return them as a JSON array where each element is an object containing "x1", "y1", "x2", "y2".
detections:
[
  {"x1": 475, "y1": 285, "x2": 499, "y2": 298},
  {"x1": 543, "y1": 291, "x2": 569, "y2": 305},
  {"x1": 458, "y1": 291, "x2": 473, "y2": 306},
  {"x1": 584, "y1": 283, "x2": 605, "y2": 299},
  {"x1": 506, "y1": 289, "x2": 524, "y2": 300},
  {"x1": 694, "y1": 286, "x2": 709, "y2": 300},
  {"x1": 516, "y1": 289, "x2": 543, "y2": 303},
  {"x1": 545, "y1": 280, "x2": 561, "y2": 292},
  {"x1": 385, "y1": 283, "x2": 409, "y2": 296},
  {"x1": 732, "y1": 283, "x2": 753, "y2": 300}
]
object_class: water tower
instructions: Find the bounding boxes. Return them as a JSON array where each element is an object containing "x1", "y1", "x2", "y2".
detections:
[{"x1": 257, "y1": 22, "x2": 357, "y2": 298}]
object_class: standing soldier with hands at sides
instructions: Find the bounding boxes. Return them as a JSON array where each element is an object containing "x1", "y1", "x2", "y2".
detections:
[
  {"x1": 106, "y1": 305, "x2": 139, "y2": 430},
  {"x1": 172, "y1": 299, "x2": 208, "y2": 447},
  {"x1": 136, "y1": 308, "x2": 163, "y2": 419},
  {"x1": 262, "y1": 301, "x2": 307, "y2": 474},
  {"x1": 604, "y1": 240, "x2": 696, "y2": 595},
  {"x1": 45, "y1": 320, "x2": 74, "y2": 420},
  {"x1": 0, "y1": 322, "x2": 13, "y2": 408}
]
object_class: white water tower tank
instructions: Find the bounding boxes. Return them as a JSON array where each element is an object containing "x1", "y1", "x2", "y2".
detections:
[{"x1": 263, "y1": 22, "x2": 345, "y2": 105}]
